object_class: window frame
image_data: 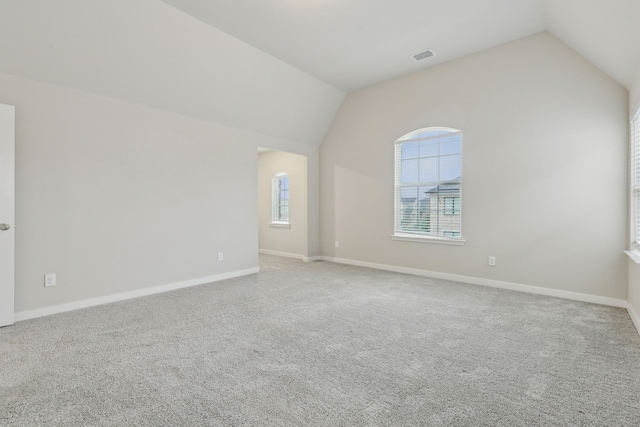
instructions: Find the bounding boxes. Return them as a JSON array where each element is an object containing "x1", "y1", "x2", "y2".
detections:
[
  {"x1": 271, "y1": 172, "x2": 290, "y2": 227},
  {"x1": 629, "y1": 109, "x2": 640, "y2": 262},
  {"x1": 392, "y1": 127, "x2": 465, "y2": 245}
]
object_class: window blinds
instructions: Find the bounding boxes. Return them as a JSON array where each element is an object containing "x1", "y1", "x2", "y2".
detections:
[
  {"x1": 633, "y1": 112, "x2": 640, "y2": 249},
  {"x1": 272, "y1": 174, "x2": 289, "y2": 223}
]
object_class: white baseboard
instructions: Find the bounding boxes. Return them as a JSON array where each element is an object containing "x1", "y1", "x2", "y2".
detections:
[
  {"x1": 259, "y1": 249, "x2": 305, "y2": 260},
  {"x1": 15, "y1": 267, "x2": 259, "y2": 322},
  {"x1": 320, "y1": 256, "x2": 628, "y2": 308},
  {"x1": 17, "y1": 256, "x2": 633, "y2": 329},
  {"x1": 258, "y1": 249, "x2": 321, "y2": 263},
  {"x1": 628, "y1": 303, "x2": 640, "y2": 336}
]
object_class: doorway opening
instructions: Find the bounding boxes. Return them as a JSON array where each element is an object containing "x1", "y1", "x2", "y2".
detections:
[{"x1": 257, "y1": 148, "x2": 308, "y2": 261}]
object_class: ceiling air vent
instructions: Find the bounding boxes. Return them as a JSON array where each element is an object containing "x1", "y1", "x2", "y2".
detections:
[{"x1": 411, "y1": 49, "x2": 434, "y2": 62}]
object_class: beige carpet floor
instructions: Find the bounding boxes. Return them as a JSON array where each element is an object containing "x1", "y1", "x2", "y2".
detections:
[{"x1": 1, "y1": 255, "x2": 640, "y2": 426}]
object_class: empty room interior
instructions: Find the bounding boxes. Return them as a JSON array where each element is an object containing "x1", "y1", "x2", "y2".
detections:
[{"x1": 2, "y1": 0, "x2": 640, "y2": 425}]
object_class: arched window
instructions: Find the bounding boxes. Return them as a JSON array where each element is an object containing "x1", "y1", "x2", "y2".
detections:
[
  {"x1": 393, "y1": 127, "x2": 463, "y2": 243},
  {"x1": 271, "y1": 172, "x2": 289, "y2": 224}
]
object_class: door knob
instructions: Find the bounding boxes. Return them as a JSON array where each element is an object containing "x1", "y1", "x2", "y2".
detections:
[{"x1": 0, "y1": 223, "x2": 10, "y2": 231}]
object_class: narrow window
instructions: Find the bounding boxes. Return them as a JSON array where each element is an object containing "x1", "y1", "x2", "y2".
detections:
[
  {"x1": 394, "y1": 127, "x2": 462, "y2": 241},
  {"x1": 271, "y1": 172, "x2": 289, "y2": 224},
  {"x1": 632, "y1": 111, "x2": 640, "y2": 250}
]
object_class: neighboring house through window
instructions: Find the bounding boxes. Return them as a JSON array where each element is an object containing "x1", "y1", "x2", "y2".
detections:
[
  {"x1": 271, "y1": 172, "x2": 289, "y2": 225},
  {"x1": 443, "y1": 196, "x2": 460, "y2": 215},
  {"x1": 393, "y1": 127, "x2": 463, "y2": 243}
]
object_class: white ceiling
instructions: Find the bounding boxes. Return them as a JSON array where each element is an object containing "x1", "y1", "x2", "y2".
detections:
[{"x1": 161, "y1": 0, "x2": 640, "y2": 91}]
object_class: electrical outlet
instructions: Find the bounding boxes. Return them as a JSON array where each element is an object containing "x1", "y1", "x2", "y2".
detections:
[
  {"x1": 217, "y1": 252, "x2": 224, "y2": 261},
  {"x1": 488, "y1": 256, "x2": 496, "y2": 267},
  {"x1": 44, "y1": 273, "x2": 56, "y2": 287},
  {"x1": 335, "y1": 241, "x2": 339, "y2": 248}
]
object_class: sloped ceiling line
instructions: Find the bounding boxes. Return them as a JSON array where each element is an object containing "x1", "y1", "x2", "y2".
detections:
[{"x1": 0, "y1": 0, "x2": 636, "y2": 148}]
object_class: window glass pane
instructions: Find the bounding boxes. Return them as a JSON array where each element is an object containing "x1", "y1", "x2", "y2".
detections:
[
  {"x1": 417, "y1": 186, "x2": 432, "y2": 233},
  {"x1": 399, "y1": 186, "x2": 418, "y2": 232},
  {"x1": 279, "y1": 177, "x2": 289, "y2": 221},
  {"x1": 444, "y1": 197, "x2": 453, "y2": 214},
  {"x1": 444, "y1": 197, "x2": 460, "y2": 215},
  {"x1": 439, "y1": 154, "x2": 461, "y2": 181},
  {"x1": 421, "y1": 185, "x2": 438, "y2": 194},
  {"x1": 440, "y1": 136, "x2": 461, "y2": 155},
  {"x1": 435, "y1": 196, "x2": 461, "y2": 236},
  {"x1": 400, "y1": 186, "x2": 418, "y2": 200},
  {"x1": 401, "y1": 159, "x2": 419, "y2": 183},
  {"x1": 419, "y1": 157, "x2": 438, "y2": 182},
  {"x1": 419, "y1": 140, "x2": 439, "y2": 157},
  {"x1": 442, "y1": 181, "x2": 460, "y2": 193},
  {"x1": 401, "y1": 142, "x2": 419, "y2": 159},
  {"x1": 272, "y1": 175, "x2": 289, "y2": 222}
]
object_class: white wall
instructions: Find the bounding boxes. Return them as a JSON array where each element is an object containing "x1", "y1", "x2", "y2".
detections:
[
  {"x1": 0, "y1": 1, "x2": 339, "y2": 315},
  {"x1": 320, "y1": 32, "x2": 629, "y2": 300},
  {"x1": 0, "y1": 72, "x2": 322, "y2": 313},
  {"x1": 629, "y1": 261, "x2": 640, "y2": 327},
  {"x1": 258, "y1": 151, "x2": 308, "y2": 258}
]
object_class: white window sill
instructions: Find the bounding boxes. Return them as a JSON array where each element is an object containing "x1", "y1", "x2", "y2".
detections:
[
  {"x1": 625, "y1": 250, "x2": 640, "y2": 264},
  {"x1": 270, "y1": 222, "x2": 291, "y2": 229},
  {"x1": 391, "y1": 233, "x2": 465, "y2": 246}
]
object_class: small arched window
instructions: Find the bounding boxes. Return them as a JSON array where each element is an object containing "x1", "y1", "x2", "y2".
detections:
[
  {"x1": 393, "y1": 127, "x2": 463, "y2": 243},
  {"x1": 271, "y1": 172, "x2": 289, "y2": 224}
]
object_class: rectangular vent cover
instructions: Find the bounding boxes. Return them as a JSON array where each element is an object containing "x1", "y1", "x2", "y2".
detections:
[{"x1": 411, "y1": 49, "x2": 434, "y2": 62}]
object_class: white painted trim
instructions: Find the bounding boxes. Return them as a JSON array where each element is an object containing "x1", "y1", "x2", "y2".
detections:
[
  {"x1": 625, "y1": 250, "x2": 640, "y2": 264},
  {"x1": 391, "y1": 234, "x2": 465, "y2": 245},
  {"x1": 320, "y1": 256, "x2": 627, "y2": 308},
  {"x1": 259, "y1": 248, "x2": 304, "y2": 260},
  {"x1": 269, "y1": 223, "x2": 291, "y2": 229},
  {"x1": 258, "y1": 249, "x2": 320, "y2": 262},
  {"x1": 628, "y1": 303, "x2": 640, "y2": 336},
  {"x1": 258, "y1": 249, "x2": 322, "y2": 262},
  {"x1": 14, "y1": 267, "x2": 259, "y2": 322}
]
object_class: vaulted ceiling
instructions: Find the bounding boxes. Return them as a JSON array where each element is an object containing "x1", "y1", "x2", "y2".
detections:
[
  {"x1": 0, "y1": 0, "x2": 345, "y2": 145},
  {"x1": 0, "y1": 1, "x2": 638, "y2": 146},
  {"x1": 162, "y1": 0, "x2": 640, "y2": 91}
]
